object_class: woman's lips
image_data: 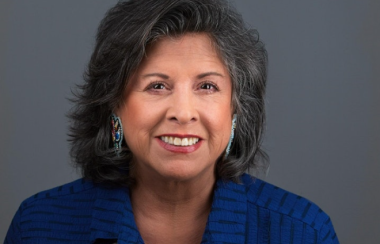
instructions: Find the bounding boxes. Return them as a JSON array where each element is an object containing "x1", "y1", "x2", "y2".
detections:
[{"x1": 155, "y1": 135, "x2": 202, "y2": 153}]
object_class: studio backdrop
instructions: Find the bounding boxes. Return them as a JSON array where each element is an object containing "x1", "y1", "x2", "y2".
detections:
[{"x1": 1, "y1": 1, "x2": 379, "y2": 243}]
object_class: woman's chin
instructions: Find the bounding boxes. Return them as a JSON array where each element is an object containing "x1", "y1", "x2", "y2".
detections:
[{"x1": 150, "y1": 162, "x2": 215, "y2": 183}]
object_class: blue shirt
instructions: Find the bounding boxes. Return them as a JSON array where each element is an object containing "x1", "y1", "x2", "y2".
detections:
[{"x1": 5, "y1": 174, "x2": 339, "y2": 243}]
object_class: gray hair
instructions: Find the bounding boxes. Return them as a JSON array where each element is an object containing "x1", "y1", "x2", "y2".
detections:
[{"x1": 69, "y1": 0, "x2": 268, "y2": 186}]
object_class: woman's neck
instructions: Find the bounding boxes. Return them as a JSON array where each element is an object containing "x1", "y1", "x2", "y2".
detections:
[{"x1": 130, "y1": 171, "x2": 216, "y2": 244}]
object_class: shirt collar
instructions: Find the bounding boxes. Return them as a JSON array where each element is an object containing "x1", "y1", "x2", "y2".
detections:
[
  {"x1": 90, "y1": 185, "x2": 141, "y2": 244},
  {"x1": 90, "y1": 177, "x2": 248, "y2": 244},
  {"x1": 202, "y1": 178, "x2": 248, "y2": 243}
]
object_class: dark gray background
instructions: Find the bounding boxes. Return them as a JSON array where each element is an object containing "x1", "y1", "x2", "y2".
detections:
[{"x1": 1, "y1": 1, "x2": 379, "y2": 243}]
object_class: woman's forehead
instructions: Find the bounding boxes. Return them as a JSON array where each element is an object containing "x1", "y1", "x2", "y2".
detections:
[
  {"x1": 147, "y1": 33, "x2": 217, "y2": 56},
  {"x1": 139, "y1": 33, "x2": 227, "y2": 74}
]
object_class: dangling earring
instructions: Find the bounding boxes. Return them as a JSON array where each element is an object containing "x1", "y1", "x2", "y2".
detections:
[
  {"x1": 224, "y1": 114, "x2": 237, "y2": 159},
  {"x1": 110, "y1": 114, "x2": 123, "y2": 156}
]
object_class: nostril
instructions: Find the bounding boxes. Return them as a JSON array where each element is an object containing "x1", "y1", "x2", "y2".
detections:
[
  {"x1": 169, "y1": 116, "x2": 178, "y2": 121},
  {"x1": 166, "y1": 105, "x2": 198, "y2": 124},
  {"x1": 167, "y1": 115, "x2": 197, "y2": 124}
]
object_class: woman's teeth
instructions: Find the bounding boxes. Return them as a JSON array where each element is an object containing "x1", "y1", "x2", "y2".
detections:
[{"x1": 160, "y1": 136, "x2": 199, "y2": 146}]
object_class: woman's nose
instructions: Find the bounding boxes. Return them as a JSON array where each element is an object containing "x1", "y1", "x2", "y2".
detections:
[{"x1": 166, "y1": 90, "x2": 198, "y2": 125}]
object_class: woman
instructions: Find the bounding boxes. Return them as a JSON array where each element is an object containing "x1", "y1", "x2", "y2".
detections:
[{"x1": 5, "y1": 0, "x2": 338, "y2": 243}]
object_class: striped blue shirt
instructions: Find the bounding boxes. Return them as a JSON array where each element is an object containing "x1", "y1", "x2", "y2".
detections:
[{"x1": 5, "y1": 174, "x2": 338, "y2": 243}]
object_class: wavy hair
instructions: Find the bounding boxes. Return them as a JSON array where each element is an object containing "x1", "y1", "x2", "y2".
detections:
[{"x1": 68, "y1": 0, "x2": 268, "y2": 186}]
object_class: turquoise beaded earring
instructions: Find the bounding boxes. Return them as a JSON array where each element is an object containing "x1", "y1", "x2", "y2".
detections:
[{"x1": 110, "y1": 114, "x2": 123, "y2": 156}]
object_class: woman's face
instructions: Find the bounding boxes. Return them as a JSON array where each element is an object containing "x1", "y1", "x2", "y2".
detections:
[{"x1": 118, "y1": 33, "x2": 232, "y2": 182}]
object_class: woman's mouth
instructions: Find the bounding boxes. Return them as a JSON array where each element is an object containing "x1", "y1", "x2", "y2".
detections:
[
  {"x1": 156, "y1": 135, "x2": 202, "y2": 153},
  {"x1": 160, "y1": 136, "x2": 200, "y2": 146}
]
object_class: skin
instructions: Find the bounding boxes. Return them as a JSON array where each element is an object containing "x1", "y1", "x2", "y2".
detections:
[{"x1": 117, "y1": 33, "x2": 233, "y2": 243}]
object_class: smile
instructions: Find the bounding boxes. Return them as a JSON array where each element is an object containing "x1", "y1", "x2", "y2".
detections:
[{"x1": 160, "y1": 136, "x2": 200, "y2": 146}]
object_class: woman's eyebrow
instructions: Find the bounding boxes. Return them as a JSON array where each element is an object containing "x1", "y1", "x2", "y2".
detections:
[
  {"x1": 197, "y1": 72, "x2": 225, "y2": 79},
  {"x1": 142, "y1": 73, "x2": 169, "y2": 79},
  {"x1": 141, "y1": 72, "x2": 224, "y2": 79}
]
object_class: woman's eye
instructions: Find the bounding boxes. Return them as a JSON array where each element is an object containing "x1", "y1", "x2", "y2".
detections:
[
  {"x1": 152, "y1": 83, "x2": 165, "y2": 89},
  {"x1": 200, "y1": 82, "x2": 218, "y2": 91},
  {"x1": 146, "y1": 82, "x2": 166, "y2": 91}
]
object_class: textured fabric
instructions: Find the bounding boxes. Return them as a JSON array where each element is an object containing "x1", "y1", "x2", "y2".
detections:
[{"x1": 5, "y1": 174, "x2": 339, "y2": 243}]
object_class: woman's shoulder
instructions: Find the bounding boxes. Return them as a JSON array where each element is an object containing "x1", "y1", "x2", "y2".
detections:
[
  {"x1": 240, "y1": 174, "x2": 339, "y2": 243},
  {"x1": 5, "y1": 179, "x2": 130, "y2": 243},
  {"x1": 20, "y1": 178, "x2": 128, "y2": 206},
  {"x1": 16, "y1": 178, "x2": 131, "y2": 222},
  {"x1": 19, "y1": 178, "x2": 101, "y2": 208}
]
